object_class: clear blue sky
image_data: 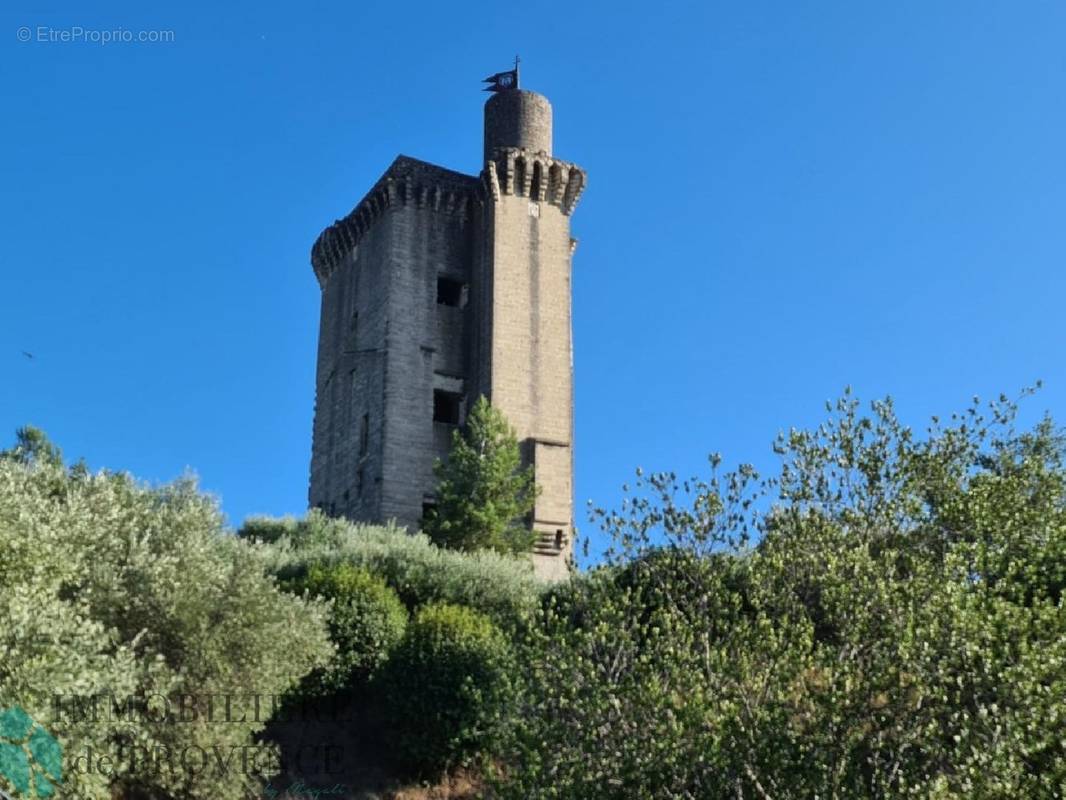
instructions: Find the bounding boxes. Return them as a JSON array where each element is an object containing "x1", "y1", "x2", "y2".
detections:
[{"x1": 3, "y1": 2, "x2": 1064, "y2": 561}]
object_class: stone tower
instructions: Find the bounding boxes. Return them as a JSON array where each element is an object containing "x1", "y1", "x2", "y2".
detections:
[{"x1": 308, "y1": 82, "x2": 585, "y2": 580}]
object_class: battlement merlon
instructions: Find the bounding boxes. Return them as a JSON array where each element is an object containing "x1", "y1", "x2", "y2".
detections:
[
  {"x1": 310, "y1": 155, "x2": 480, "y2": 287},
  {"x1": 482, "y1": 149, "x2": 587, "y2": 215}
]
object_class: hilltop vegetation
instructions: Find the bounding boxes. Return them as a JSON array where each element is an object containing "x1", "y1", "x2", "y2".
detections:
[
  {"x1": 0, "y1": 429, "x2": 333, "y2": 800},
  {"x1": 1, "y1": 388, "x2": 1064, "y2": 799},
  {"x1": 504, "y1": 390, "x2": 1066, "y2": 798}
]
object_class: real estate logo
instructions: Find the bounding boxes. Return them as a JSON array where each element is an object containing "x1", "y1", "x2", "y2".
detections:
[{"x1": 0, "y1": 707, "x2": 62, "y2": 799}]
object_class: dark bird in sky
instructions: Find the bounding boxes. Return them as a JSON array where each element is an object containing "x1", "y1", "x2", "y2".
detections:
[{"x1": 21, "y1": 351, "x2": 34, "y2": 359}]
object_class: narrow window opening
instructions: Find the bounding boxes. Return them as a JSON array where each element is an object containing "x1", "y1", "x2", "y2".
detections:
[
  {"x1": 515, "y1": 157, "x2": 527, "y2": 196},
  {"x1": 555, "y1": 529, "x2": 564, "y2": 549},
  {"x1": 345, "y1": 312, "x2": 359, "y2": 353},
  {"x1": 433, "y1": 390, "x2": 462, "y2": 425},
  {"x1": 531, "y1": 161, "x2": 543, "y2": 201},
  {"x1": 349, "y1": 370, "x2": 358, "y2": 419},
  {"x1": 357, "y1": 467, "x2": 365, "y2": 498},
  {"x1": 359, "y1": 413, "x2": 369, "y2": 456},
  {"x1": 436, "y1": 276, "x2": 465, "y2": 307}
]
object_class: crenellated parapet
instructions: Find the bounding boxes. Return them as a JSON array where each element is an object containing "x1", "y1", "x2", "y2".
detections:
[
  {"x1": 482, "y1": 147, "x2": 586, "y2": 216},
  {"x1": 311, "y1": 156, "x2": 480, "y2": 286}
]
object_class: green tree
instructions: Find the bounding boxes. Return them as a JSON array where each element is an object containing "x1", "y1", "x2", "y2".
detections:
[
  {"x1": 0, "y1": 426, "x2": 62, "y2": 468},
  {"x1": 424, "y1": 396, "x2": 539, "y2": 556}
]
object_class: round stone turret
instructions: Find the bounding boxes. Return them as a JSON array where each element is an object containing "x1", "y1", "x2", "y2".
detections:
[{"x1": 483, "y1": 90, "x2": 552, "y2": 164}]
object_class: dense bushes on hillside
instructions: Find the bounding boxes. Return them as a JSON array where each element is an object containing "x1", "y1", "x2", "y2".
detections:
[
  {"x1": 0, "y1": 430, "x2": 535, "y2": 796},
  {"x1": 500, "y1": 391, "x2": 1066, "y2": 798},
  {"x1": 246, "y1": 513, "x2": 538, "y2": 779},
  {"x1": 5, "y1": 387, "x2": 1064, "y2": 800},
  {"x1": 243, "y1": 512, "x2": 541, "y2": 627}
]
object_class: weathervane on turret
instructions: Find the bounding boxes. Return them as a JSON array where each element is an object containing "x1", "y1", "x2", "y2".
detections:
[{"x1": 483, "y1": 56, "x2": 520, "y2": 92}]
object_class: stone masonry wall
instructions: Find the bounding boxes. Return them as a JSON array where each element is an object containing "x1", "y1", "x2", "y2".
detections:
[
  {"x1": 379, "y1": 196, "x2": 474, "y2": 529},
  {"x1": 308, "y1": 217, "x2": 392, "y2": 521},
  {"x1": 309, "y1": 157, "x2": 478, "y2": 533}
]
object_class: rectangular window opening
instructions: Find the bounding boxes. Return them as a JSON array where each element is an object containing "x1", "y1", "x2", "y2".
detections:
[
  {"x1": 421, "y1": 500, "x2": 437, "y2": 524},
  {"x1": 359, "y1": 413, "x2": 369, "y2": 456},
  {"x1": 436, "y1": 276, "x2": 465, "y2": 308},
  {"x1": 433, "y1": 390, "x2": 462, "y2": 425}
]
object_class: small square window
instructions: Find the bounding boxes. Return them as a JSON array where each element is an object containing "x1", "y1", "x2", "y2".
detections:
[
  {"x1": 436, "y1": 276, "x2": 464, "y2": 307},
  {"x1": 433, "y1": 390, "x2": 462, "y2": 425}
]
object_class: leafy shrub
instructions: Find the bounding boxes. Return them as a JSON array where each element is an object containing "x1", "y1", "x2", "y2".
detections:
[
  {"x1": 0, "y1": 432, "x2": 333, "y2": 800},
  {"x1": 378, "y1": 603, "x2": 514, "y2": 775},
  {"x1": 288, "y1": 563, "x2": 407, "y2": 693},
  {"x1": 235, "y1": 514, "x2": 303, "y2": 545},
  {"x1": 250, "y1": 514, "x2": 542, "y2": 628}
]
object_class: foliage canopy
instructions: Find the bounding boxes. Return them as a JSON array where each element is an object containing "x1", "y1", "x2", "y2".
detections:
[
  {"x1": 502, "y1": 388, "x2": 1066, "y2": 799},
  {"x1": 0, "y1": 431, "x2": 333, "y2": 800}
]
